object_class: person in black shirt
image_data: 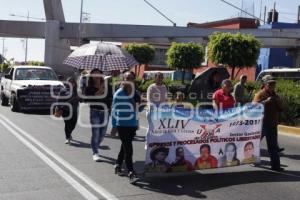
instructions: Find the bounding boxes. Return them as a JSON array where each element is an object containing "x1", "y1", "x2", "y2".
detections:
[
  {"x1": 57, "y1": 77, "x2": 80, "y2": 145},
  {"x1": 85, "y1": 69, "x2": 112, "y2": 162}
]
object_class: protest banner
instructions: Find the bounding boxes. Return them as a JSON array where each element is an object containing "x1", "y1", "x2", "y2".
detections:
[{"x1": 145, "y1": 104, "x2": 264, "y2": 173}]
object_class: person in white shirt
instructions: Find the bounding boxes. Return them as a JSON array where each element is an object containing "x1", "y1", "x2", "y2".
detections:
[
  {"x1": 147, "y1": 72, "x2": 168, "y2": 107},
  {"x1": 146, "y1": 73, "x2": 168, "y2": 132}
]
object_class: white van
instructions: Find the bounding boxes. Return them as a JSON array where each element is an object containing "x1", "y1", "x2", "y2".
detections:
[{"x1": 256, "y1": 68, "x2": 300, "y2": 81}]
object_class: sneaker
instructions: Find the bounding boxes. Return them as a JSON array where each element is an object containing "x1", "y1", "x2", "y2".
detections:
[
  {"x1": 65, "y1": 139, "x2": 71, "y2": 144},
  {"x1": 114, "y1": 164, "x2": 122, "y2": 175},
  {"x1": 92, "y1": 154, "x2": 101, "y2": 162},
  {"x1": 128, "y1": 171, "x2": 138, "y2": 184},
  {"x1": 271, "y1": 167, "x2": 284, "y2": 172},
  {"x1": 278, "y1": 148, "x2": 285, "y2": 153}
]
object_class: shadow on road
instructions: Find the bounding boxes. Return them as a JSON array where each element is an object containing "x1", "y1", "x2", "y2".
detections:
[
  {"x1": 99, "y1": 155, "x2": 117, "y2": 165},
  {"x1": 70, "y1": 139, "x2": 110, "y2": 151},
  {"x1": 261, "y1": 148, "x2": 300, "y2": 162},
  {"x1": 22, "y1": 109, "x2": 51, "y2": 115},
  {"x1": 134, "y1": 170, "x2": 300, "y2": 199},
  {"x1": 69, "y1": 139, "x2": 90, "y2": 148},
  {"x1": 280, "y1": 153, "x2": 300, "y2": 161}
]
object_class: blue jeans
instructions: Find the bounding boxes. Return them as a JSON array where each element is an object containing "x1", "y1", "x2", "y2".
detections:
[{"x1": 90, "y1": 109, "x2": 108, "y2": 154}]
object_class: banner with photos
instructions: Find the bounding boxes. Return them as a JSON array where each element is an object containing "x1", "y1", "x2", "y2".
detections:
[{"x1": 145, "y1": 104, "x2": 264, "y2": 173}]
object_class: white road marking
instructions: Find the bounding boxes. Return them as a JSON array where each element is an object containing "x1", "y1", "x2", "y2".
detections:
[
  {"x1": 0, "y1": 114, "x2": 118, "y2": 200},
  {"x1": 0, "y1": 118, "x2": 99, "y2": 200}
]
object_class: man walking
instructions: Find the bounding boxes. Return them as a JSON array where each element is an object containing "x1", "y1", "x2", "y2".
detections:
[
  {"x1": 234, "y1": 75, "x2": 247, "y2": 106},
  {"x1": 253, "y1": 75, "x2": 284, "y2": 171}
]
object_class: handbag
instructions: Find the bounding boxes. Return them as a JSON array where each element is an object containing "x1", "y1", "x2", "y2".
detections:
[{"x1": 54, "y1": 106, "x2": 63, "y2": 118}]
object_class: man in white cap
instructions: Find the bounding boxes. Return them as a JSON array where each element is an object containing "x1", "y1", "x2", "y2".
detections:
[{"x1": 253, "y1": 75, "x2": 284, "y2": 171}]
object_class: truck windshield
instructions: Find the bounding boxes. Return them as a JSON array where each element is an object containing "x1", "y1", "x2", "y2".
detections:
[{"x1": 15, "y1": 68, "x2": 58, "y2": 81}]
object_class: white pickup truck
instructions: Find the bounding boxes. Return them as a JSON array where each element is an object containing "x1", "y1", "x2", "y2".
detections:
[{"x1": 0, "y1": 66, "x2": 64, "y2": 112}]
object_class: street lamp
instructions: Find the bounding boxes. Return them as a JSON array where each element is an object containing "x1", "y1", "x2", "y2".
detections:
[
  {"x1": 82, "y1": 12, "x2": 91, "y2": 23},
  {"x1": 78, "y1": 0, "x2": 91, "y2": 46},
  {"x1": 80, "y1": 0, "x2": 84, "y2": 24},
  {"x1": 9, "y1": 12, "x2": 45, "y2": 63}
]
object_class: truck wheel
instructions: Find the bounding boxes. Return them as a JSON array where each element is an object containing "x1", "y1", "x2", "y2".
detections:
[
  {"x1": 1, "y1": 93, "x2": 9, "y2": 106},
  {"x1": 10, "y1": 94, "x2": 20, "y2": 112}
]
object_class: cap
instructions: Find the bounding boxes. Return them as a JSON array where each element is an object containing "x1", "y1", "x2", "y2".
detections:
[{"x1": 262, "y1": 75, "x2": 276, "y2": 84}]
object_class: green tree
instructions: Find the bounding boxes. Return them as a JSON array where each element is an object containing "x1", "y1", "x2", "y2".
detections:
[
  {"x1": 167, "y1": 42, "x2": 205, "y2": 83},
  {"x1": 27, "y1": 61, "x2": 45, "y2": 66},
  {"x1": 208, "y1": 32, "x2": 261, "y2": 79},
  {"x1": 0, "y1": 58, "x2": 14, "y2": 72},
  {"x1": 124, "y1": 43, "x2": 155, "y2": 77}
]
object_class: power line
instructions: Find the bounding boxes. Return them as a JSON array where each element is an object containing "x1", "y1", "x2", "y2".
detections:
[
  {"x1": 9, "y1": 13, "x2": 45, "y2": 21},
  {"x1": 219, "y1": 0, "x2": 264, "y2": 22},
  {"x1": 143, "y1": 0, "x2": 176, "y2": 27}
]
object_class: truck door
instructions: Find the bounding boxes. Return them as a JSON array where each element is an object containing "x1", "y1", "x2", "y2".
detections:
[{"x1": 4, "y1": 68, "x2": 14, "y2": 98}]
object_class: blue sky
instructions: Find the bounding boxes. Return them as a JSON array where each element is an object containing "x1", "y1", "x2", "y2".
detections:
[{"x1": 0, "y1": 0, "x2": 299, "y2": 62}]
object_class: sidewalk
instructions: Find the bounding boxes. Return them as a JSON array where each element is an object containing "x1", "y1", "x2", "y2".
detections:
[{"x1": 278, "y1": 125, "x2": 300, "y2": 136}]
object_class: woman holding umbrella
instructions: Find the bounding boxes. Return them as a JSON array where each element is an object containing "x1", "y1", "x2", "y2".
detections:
[
  {"x1": 63, "y1": 42, "x2": 139, "y2": 163},
  {"x1": 85, "y1": 69, "x2": 112, "y2": 162}
]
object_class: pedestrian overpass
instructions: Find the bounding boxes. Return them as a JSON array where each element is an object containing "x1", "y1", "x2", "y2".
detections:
[{"x1": 0, "y1": 0, "x2": 300, "y2": 75}]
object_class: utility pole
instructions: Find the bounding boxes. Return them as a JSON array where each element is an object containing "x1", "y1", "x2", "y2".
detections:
[
  {"x1": 78, "y1": 0, "x2": 84, "y2": 46},
  {"x1": 259, "y1": 0, "x2": 262, "y2": 20},
  {"x1": 25, "y1": 11, "x2": 29, "y2": 64},
  {"x1": 240, "y1": 0, "x2": 244, "y2": 17},
  {"x1": 297, "y1": 6, "x2": 300, "y2": 24},
  {"x1": 264, "y1": 6, "x2": 267, "y2": 24},
  {"x1": 2, "y1": 38, "x2": 5, "y2": 57},
  {"x1": 272, "y1": 2, "x2": 276, "y2": 23}
]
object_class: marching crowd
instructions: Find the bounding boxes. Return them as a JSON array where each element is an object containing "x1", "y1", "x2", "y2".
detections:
[{"x1": 55, "y1": 70, "x2": 285, "y2": 183}]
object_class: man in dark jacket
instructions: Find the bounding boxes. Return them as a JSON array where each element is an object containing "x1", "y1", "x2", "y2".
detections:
[{"x1": 253, "y1": 75, "x2": 284, "y2": 171}]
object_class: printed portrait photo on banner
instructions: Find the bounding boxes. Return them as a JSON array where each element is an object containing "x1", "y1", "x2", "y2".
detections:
[
  {"x1": 194, "y1": 144, "x2": 218, "y2": 170},
  {"x1": 145, "y1": 146, "x2": 171, "y2": 173},
  {"x1": 241, "y1": 141, "x2": 260, "y2": 164},
  {"x1": 218, "y1": 143, "x2": 240, "y2": 167},
  {"x1": 171, "y1": 147, "x2": 194, "y2": 172}
]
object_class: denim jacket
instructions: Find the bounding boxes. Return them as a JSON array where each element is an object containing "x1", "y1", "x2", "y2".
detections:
[{"x1": 111, "y1": 88, "x2": 143, "y2": 127}]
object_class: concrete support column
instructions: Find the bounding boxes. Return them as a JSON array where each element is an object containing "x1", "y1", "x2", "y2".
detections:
[{"x1": 44, "y1": 20, "x2": 74, "y2": 77}]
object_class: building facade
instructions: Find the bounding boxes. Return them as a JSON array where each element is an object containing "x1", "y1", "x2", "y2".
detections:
[{"x1": 257, "y1": 22, "x2": 300, "y2": 77}]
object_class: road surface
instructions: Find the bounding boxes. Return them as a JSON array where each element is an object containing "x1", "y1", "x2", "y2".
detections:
[{"x1": 0, "y1": 104, "x2": 300, "y2": 200}]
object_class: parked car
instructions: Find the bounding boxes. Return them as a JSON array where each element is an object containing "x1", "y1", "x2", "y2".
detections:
[
  {"x1": 0, "y1": 66, "x2": 64, "y2": 112},
  {"x1": 256, "y1": 68, "x2": 300, "y2": 81}
]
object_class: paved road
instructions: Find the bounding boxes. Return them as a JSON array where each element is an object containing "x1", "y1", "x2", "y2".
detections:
[{"x1": 0, "y1": 104, "x2": 300, "y2": 200}]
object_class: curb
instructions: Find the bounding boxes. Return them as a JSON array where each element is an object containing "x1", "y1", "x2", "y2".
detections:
[{"x1": 278, "y1": 125, "x2": 300, "y2": 136}]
